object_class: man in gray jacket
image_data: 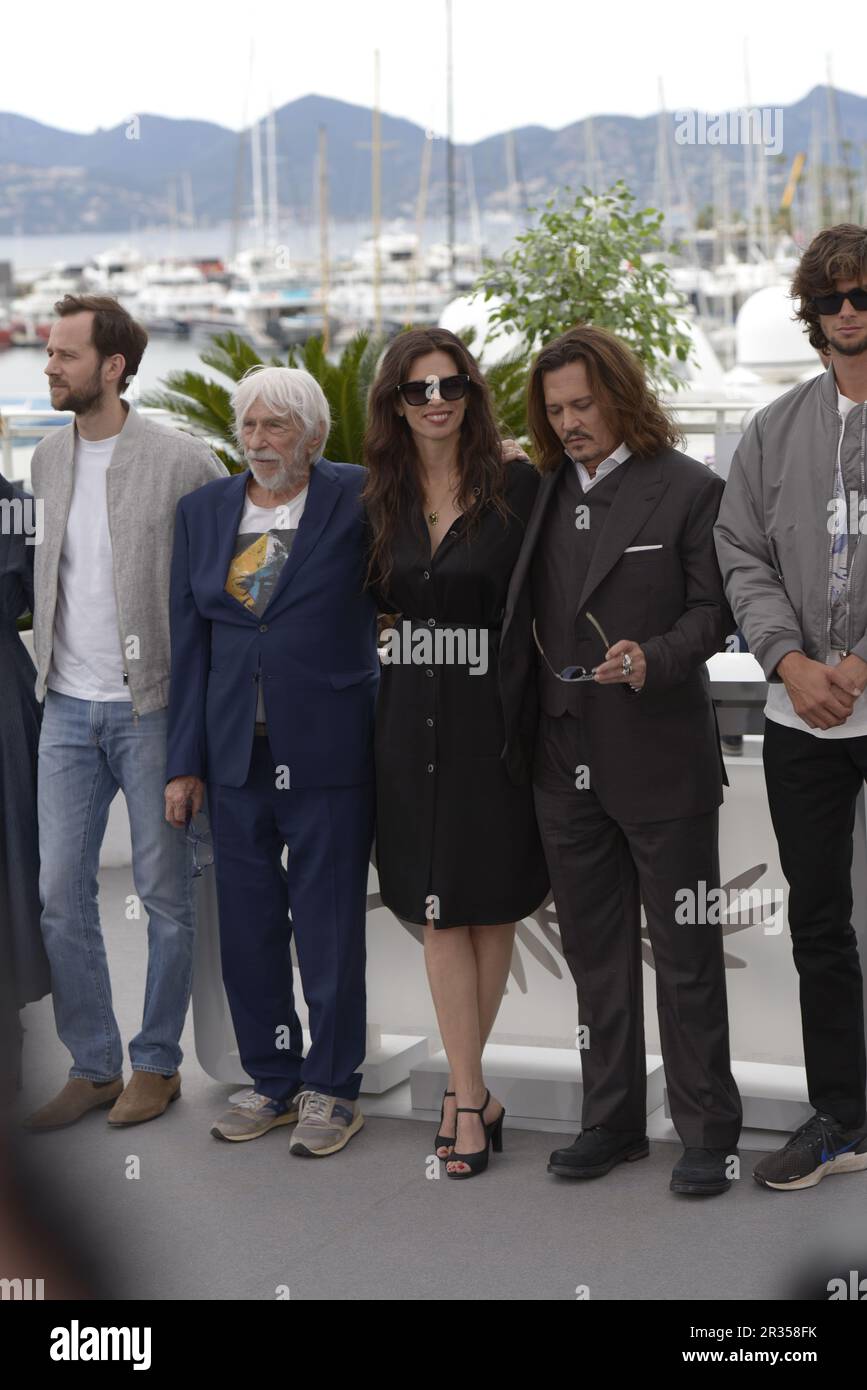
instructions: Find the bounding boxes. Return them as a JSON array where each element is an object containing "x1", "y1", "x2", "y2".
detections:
[
  {"x1": 715, "y1": 224, "x2": 867, "y2": 1192},
  {"x1": 24, "y1": 294, "x2": 225, "y2": 1131}
]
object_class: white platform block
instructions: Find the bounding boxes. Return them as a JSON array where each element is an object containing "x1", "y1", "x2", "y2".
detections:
[
  {"x1": 361, "y1": 1032, "x2": 432, "y2": 1094},
  {"x1": 224, "y1": 1027, "x2": 433, "y2": 1098},
  {"x1": 664, "y1": 1060, "x2": 811, "y2": 1133},
  {"x1": 411, "y1": 1044, "x2": 666, "y2": 1122}
]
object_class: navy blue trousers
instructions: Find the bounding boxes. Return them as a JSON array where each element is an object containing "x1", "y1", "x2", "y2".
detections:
[{"x1": 208, "y1": 736, "x2": 374, "y2": 1102}]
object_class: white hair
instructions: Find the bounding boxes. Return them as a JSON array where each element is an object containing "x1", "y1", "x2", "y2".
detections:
[{"x1": 231, "y1": 365, "x2": 331, "y2": 460}]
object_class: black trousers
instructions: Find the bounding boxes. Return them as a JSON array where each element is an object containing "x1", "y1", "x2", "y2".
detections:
[
  {"x1": 763, "y1": 718, "x2": 867, "y2": 1128},
  {"x1": 533, "y1": 713, "x2": 742, "y2": 1148}
]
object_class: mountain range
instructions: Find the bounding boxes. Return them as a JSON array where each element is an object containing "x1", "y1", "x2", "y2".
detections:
[{"x1": 0, "y1": 86, "x2": 865, "y2": 237}]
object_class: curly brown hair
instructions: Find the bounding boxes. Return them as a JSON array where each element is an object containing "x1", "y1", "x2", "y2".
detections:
[
  {"x1": 527, "y1": 326, "x2": 682, "y2": 473},
  {"x1": 790, "y1": 223, "x2": 867, "y2": 351},
  {"x1": 362, "y1": 327, "x2": 511, "y2": 595}
]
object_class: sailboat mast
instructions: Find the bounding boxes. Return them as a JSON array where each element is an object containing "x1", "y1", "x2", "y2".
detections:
[
  {"x1": 408, "y1": 130, "x2": 434, "y2": 322},
  {"x1": 742, "y1": 40, "x2": 756, "y2": 258},
  {"x1": 825, "y1": 55, "x2": 847, "y2": 220},
  {"x1": 655, "y1": 77, "x2": 672, "y2": 229},
  {"x1": 465, "y1": 149, "x2": 482, "y2": 266},
  {"x1": 445, "y1": 0, "x2": 455, "y2": 290},
  {"x1": 318, "y1": 125, "x2": 330, "y2": 353},
  {"x1": 251, "y1": 117, "x2": 265, "y2": 246},
  {"x1": 266, "y1": 103, "x2": 279, "y2": 247},
  {"x1": 372, "y1": 49, "x2": 382, "y2": 336}
]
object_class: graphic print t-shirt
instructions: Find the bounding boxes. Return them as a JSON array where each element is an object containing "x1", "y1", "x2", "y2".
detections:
[{"x1": 224, "y1": 485, "x2": 308, "y2": 721}]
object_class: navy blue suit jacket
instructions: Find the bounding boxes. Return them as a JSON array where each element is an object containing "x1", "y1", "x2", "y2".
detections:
[{"x1": 166, "y1": 457, "x2": 379, "y2": 789}]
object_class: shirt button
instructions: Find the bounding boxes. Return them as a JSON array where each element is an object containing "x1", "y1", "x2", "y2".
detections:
[
  {"x1": 427, "y1": 763, "x2": 434, "y2": 773},
  {"x1": 423, "y1": 570, "x2": 430, "y2": 580},
  {"x1": 259, "y1": 623, "x2": 268, "y2": 632},
  {"x1": 426, "y1": 669, "x2": 434, "y2": 678},
  {"x1": 426, "y1": 717, "x2": 434, "y2": 727},
  {"x1": 427, "y1": 617, "x2": 436, "y2": 627}
]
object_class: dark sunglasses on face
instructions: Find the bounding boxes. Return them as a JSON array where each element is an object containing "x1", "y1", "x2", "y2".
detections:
[
  {"x1": 395, "y1": 373, "x2": 471, "y2": 407},
  {"x1": 811, "y1": 289, "x2": 867, "y2": 315}
]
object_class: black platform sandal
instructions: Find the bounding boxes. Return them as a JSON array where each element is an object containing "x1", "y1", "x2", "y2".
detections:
[
  {"x1": 434, "y1": 1088, "x2": 456, "y2": 1156},
  {"x1": 446, "y1": 1089, "x2": 505, "y2": 1180}
]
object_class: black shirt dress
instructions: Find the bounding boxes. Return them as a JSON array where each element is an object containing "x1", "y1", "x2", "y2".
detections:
[{"x1": 373, "y1": 457, "x2": 549, "y2": 928}]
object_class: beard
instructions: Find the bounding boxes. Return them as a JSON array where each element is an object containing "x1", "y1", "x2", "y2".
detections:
[
  {"x1": 826, "y1": 327, "x2": 867, "y2": 358},
  {"x1": 247, "y1": 442, "x2": 311, "y2": 493},
  {"x1": 565, "y1": 434, "x2": 606, "y2": 466},
  {"x1": 50, "y1": 366, "x2": 106, "y2": 416}
]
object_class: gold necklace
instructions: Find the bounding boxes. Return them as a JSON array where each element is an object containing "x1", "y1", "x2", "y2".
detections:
[
  {"x1": 428, "y1": 483, "x2": 480, "y2": 528},
  {"x1": 425, "y1": 472, "x2": 475, "y2": 525}
]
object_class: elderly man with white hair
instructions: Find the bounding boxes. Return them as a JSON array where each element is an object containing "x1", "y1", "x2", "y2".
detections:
[{"x1": 164, "y1": 365, "x2": 379, "y2": 1155}]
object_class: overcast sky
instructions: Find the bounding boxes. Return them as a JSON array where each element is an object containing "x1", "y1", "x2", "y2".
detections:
[{"x1": 6, "y1": 0, "x2": 865, "y2": 144}]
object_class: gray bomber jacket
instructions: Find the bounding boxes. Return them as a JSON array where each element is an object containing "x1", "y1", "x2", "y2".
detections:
[
  {"x1": 30, "y1": 402, "x2": 226, "y2": 715},
  {"x1": 714, "y1": 362, "x2": 867, "y2": 680}
]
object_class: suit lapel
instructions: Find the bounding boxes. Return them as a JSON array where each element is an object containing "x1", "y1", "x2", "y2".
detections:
[
  {"x1": 261, "y1": 457, "x2": 341, "y2": 616},
  {"x1": 575, "y1": 454, "x2": 668, "y2": 613},
  {"x1": 216, "y1": 471, "x2": 255, "y2": 616},
  {"x1": 501, "y1": 462, "x2": 563, "y2": 641},
  {"x1": 38, "y1": 424, "x2": 76, "y2": 598}
]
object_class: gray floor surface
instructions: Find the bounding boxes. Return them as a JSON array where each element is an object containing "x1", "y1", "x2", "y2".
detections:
[{"x1": 12, "y1": 869, "x2": 867, "y2": 1302}]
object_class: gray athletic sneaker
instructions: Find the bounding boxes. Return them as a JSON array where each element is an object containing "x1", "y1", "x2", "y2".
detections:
[
  {"x1": 211, "y1": 1089, "x2": 301, "y2": 1142},
  {"x1": 289, "y1": 1090, "x2": 364, "y2": 1156}
]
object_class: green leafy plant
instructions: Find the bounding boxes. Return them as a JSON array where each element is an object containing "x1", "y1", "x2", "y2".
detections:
[
  {"x1": 474, "y1": 179, "x2": 693, "y2": 392},
  {"x1": 142, "y1": 329, "x2": 386, "y2": 468},
  {"x1": 451, "y1": 325, "x2": 531, "y2": 444}
]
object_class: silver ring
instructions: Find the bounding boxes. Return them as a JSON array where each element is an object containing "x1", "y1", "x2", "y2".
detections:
[{"x1": 622, "y1": 652, "x2": 633, "y2": 676}]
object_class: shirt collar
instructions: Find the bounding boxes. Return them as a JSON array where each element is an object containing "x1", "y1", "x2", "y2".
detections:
[{"x1": 567, "y1": 440, "x2": 632, "y2": 490}]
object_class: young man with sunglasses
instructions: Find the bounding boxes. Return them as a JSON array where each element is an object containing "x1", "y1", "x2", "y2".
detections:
[
  {"x1": 715, "y1": 223, "x2": 867, "y2": 1191},
  {"x1": 500, "y1": 326, "x2": 742, "y2": 1197}
]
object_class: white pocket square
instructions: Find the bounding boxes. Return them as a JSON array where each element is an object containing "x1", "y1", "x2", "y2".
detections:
[{"x1": 624, "y1": 544, "x2": 663, "y2": 552}]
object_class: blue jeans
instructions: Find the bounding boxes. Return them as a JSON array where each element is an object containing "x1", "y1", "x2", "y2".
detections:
[{"x1": 37, "y1": 689, "x2": 195, "y2": 1081}]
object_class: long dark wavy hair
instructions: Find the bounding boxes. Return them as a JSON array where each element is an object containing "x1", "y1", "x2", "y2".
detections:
[
  {"x1": 362, "y1": 327, "x2": 510, "y2": 595},
  {"x1": 791, "y1": 223, "x2": 867, "y2": 351},
  {"x1": 527, "y1": 325, "x2": 682, "y2": 473}
]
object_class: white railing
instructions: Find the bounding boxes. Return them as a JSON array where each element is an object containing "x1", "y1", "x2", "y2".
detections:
[{"x1": 0, "y1": 406, "x2": 205, "y2": 481}]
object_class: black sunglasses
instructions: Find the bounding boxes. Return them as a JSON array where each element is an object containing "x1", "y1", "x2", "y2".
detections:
[
  {"x1": 811, "y1": 289, "x2": 867, "y2": 315},
  {"x1": 396, "y1": 373, "x2": 471, "y2": 407},
  {"x1": 532, "y1": 613, "x2": 610, "y2": 682}
]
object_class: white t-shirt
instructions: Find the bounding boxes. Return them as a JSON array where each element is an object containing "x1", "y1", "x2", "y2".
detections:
[
  {"x1": 47, "y1": 429, "x2": 131, "y2": 701},
  {"x1": 764, "y1": 391, "x2": 867, "y2": 738},
  {"x1": 224, "y1": 485, "x2": 308, "y2": 722}
]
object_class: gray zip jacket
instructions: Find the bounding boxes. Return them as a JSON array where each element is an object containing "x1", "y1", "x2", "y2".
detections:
[
  {"x1": 714, "y1": 363, "x2": 867, "y2": 680},
  {"x1": 30, "y1": 403, "x2": 226, "y2": 715}
]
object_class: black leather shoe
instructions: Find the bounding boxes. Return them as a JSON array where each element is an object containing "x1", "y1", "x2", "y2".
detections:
[
  {"x1": 547, "y1": 1125, "x2": 649, "y2": 1178},
  {"x1": 670, "y1": 1147, "x2": 736, "y2": 1196}
]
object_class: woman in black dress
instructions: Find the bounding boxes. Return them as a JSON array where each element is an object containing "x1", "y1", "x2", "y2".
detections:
[
  {"x1": 363, "y1": 328, "x2": 549, "y2": 1178},
  {"x1": 0, "y1": 470, "x2": 50, "y2": 1100}
]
